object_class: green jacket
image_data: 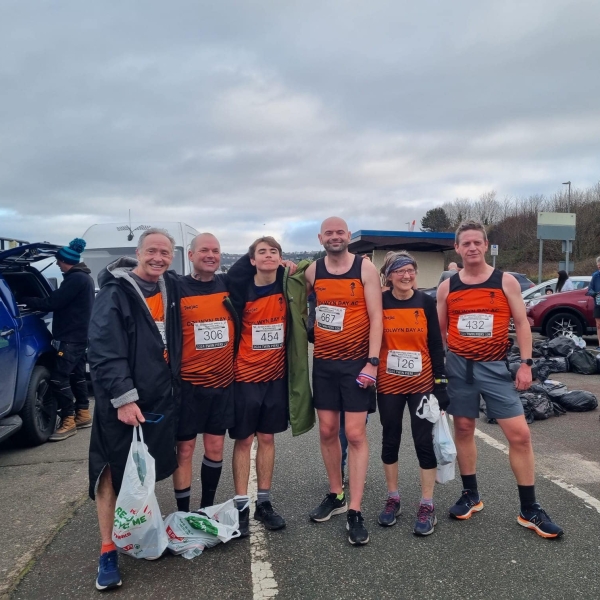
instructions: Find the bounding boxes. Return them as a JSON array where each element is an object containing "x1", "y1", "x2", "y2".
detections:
[
  {"x1": 283, "y1": 260, "x2": 315, "y2": 436},
  {"x1": 228, "y1": 256, "x2": 315, "y2": 436}
]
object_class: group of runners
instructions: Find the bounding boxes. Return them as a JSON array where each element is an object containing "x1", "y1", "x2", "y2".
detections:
[{"x1": 87, "y1": 216, "x2": 563, "y2": 591}]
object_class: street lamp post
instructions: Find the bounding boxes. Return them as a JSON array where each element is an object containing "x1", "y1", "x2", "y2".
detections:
[{"x1": 562, "y1": 181, "x2": 572, "y2": 273}]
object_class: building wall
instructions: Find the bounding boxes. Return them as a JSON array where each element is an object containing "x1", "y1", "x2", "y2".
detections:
[{"x1": 371, "y1": 249, "x2": 445, "y2": 288}]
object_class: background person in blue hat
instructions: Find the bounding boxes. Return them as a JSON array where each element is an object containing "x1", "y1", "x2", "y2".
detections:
[{"x1": 24, "y1": 238, "x2": 95, "y2": 441}]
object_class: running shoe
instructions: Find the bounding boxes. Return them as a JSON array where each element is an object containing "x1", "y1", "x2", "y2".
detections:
[
  {"x1": 518, "y1": 503, "x2": 563, "y2": 539},
  {"x1": 378, "y1": 497, "x2": 401, "y2": 527},
  {"x1": 254, "y1": 501, "x2": 286, "y2": 530},
  {"x1": 96, "y1": 550, "x2": 122, "y2": 591},
  {"x1": 449, "y1": 489, "x2": 484, "y2": 520},
  {"x1": 346, "y1": 510, "x2": 369, "y2": 545},
  {"x1": 414, "y1": 504, "x2": 437, "y2": 536},
  {"x1": 309, "y1": 492, "x2": 348, "y2": 522},
  {"x1": 238, "y1": 506, "x2": 250, "y2": 538}
]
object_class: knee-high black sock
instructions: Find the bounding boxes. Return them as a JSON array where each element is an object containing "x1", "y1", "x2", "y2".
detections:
[
  {"x1": 200, "y1": 456, "x2": 223, "y2": 508},
  {"x1": 174, "y1": 486, "x2": 191, "y2": 512}
]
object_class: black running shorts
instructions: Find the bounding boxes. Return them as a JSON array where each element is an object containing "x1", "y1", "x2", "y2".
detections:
[
  {"x1": 229, "y1": 377, "x2": 288, "y2": 440},
  {"x1": 177, "y1": 380, "x2": 235, "y2": 441},
  {"x1": 312, "y1": 358, "x2": 375, "y2": 413}
]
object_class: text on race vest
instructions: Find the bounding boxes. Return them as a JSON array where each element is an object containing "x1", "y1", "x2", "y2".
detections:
[
  {"x1": 252, "y1": 323, "x2": 284, "y2": 350},
  {"x1": 315, "y1": 305, "x2": 346, "y2": 332},
  {"x1": 386, "y1": 350, "x2": 423, "y2": 377},
  {"x1": 457, "y1": 313, "x2": 494, "y2": 337},
  {"x1": 194, "y1": 320, "x2": 229, "y2": 350}
]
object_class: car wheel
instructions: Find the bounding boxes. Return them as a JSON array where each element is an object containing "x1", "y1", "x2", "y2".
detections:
[
  {"x1": 18, "y1": 365, "x2": 56, "y2": 446},
  {"x1": 545, "y1": 312, "x2": 584, "y2": 339}
]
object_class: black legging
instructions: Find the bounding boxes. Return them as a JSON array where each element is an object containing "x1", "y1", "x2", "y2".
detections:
[{"x1": 378, "y1": 392, "x2": 437, "y2": 469}]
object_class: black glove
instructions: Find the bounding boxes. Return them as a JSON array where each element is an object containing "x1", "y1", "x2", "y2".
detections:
[
  {"x1": 307, "y1": 326, "x2": 315, "y2": 345},
  {"x1": 433, "y1": 382, "x2": 450, "y2": 411}
]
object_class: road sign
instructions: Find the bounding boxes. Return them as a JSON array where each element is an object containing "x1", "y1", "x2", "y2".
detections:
[
  {"x1": 537, "y1": 212, "x2": 576, "y2": 241},
  {"x1": 490, "y1": 245, "x2": 498, "y2": 256},
  {"x1": 561, "y1": 240, "x2": 573, "y2": 253},
  {"x1": 559, "y1": 261, "x2": 574, "y2": 272}
]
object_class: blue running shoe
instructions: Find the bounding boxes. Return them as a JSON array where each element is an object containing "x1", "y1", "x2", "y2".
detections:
[
  {"x1": 414, "y1": 504, "x2": 437, "y2": 536},
  {"x1": 518, "y1": 503, "x2": 564, "y2": 539},
  {"x1": 378, "y1": 497, "x2": 401, "y2": 527},
  {"x1": 96, "y1": 550, "x2": 122, "y2": 591},
  {"x1": 449, "y1": 489, "x2": 483, "y2": 520}
]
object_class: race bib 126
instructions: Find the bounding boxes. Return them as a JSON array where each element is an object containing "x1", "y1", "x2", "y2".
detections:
[
  {"x1": 457, "y1": 313, "x2": 494, "y2": 337},
  {"x1": 386, "y1": 350, "x2": 423, "y2": 377}
]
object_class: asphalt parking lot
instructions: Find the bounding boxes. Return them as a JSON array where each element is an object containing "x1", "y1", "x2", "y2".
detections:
[{"x1": 1, "y1": 345, "x2": 600, "y2": 599}]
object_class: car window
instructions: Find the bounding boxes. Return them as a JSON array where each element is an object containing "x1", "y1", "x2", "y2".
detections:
[{"x1": 574, "y1": 281, "x2": 589, "y2": 290}]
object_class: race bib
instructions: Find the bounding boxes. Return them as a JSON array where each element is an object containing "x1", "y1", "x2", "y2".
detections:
[
  {"x1": 252, "y1": 323, "x2": 284, "y2": 350},
  {"x1": 155, "y1": 321, "x2": 167, "y2": 345},
  {"x1": 457, "y1": 313, "x2": 494, "y2": 337},
  {"x1": 315, "y1": 305, "x2": 346, "y2": 332},
  {"x1": 194, "y1": 320, "x2": 229, "y2": 350},
  {"x1": 386, "y1": 350, "x2": 422, "y2": 377}
]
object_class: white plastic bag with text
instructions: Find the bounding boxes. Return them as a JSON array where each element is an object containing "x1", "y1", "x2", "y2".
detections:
[{"x1": 112, "y1": 426, "x2": 168, "y2": 559}]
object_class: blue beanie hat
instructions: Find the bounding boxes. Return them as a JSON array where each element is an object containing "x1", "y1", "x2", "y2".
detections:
[{"x1": 56, "y1": 238, "x2": 86, "y2": 265}]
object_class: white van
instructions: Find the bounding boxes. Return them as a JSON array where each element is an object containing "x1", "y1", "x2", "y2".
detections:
[{"x1": 81, "y1": 221, "x2": 199, "y2": 289}]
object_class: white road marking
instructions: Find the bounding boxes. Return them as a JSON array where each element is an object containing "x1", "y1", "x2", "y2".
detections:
[
  {"x1": 473, "y1": 427, "x2": 600, "y2": 514},
  {"x1": 248, "y1": 440, "x2": 279, "y2": 599}
]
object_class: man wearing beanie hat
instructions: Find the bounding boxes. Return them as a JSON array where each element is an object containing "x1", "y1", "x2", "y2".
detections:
[{"x1": 23, "y1": 238, "x2": 95, "y2": 440}]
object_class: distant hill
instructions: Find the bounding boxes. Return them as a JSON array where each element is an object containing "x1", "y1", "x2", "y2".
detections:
[{"x1": 220, "y1": 251, "x2": 319, "y2": 269}]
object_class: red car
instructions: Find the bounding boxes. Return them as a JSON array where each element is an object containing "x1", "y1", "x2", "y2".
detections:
[{"x1": 526, "y1": 288, "x2": 597, "y2": 338}]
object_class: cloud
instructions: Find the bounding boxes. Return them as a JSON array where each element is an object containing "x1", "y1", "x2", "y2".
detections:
[{"x1": 1, "y1": 0, "x2": 600, "y2": 251}]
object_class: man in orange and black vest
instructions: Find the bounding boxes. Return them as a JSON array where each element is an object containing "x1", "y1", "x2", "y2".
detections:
[
  {"x1": 306, "y1": 216, "x2": 383, "y2": 546},
  {"x1": 437, "y1": 220, "x2": 563, "y2": 539},
  {"x1": 172, "y1": 233, "x2": 238, "y2": 514}
]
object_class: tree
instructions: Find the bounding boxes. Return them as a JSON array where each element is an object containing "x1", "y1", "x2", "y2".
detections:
[{"x1": 420, "y1": 207, "x2": 451, "y2": 232}]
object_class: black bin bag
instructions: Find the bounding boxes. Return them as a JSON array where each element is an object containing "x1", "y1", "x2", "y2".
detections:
[{"x1": 555, "y1": 391, "x2": 598, "y2": 412}]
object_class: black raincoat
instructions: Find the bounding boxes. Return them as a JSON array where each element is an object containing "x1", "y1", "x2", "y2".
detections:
[{"x1": 88, "y1": 258, "x2": 181, "y2": 499}]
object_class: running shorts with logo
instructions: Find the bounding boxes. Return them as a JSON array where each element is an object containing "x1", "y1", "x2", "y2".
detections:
[
  {"x1": 312, "y1": 255, "x2": 372, "y2": 412},
  {"x1": 177, "y1": 274, "x2": 236, "y2": 439},
  {"x1": 230, "y1": 279, "x2": 288, "y2": 439},
  {"x1": 445, "y1": 269, "x2": 523, "y2": 419}
]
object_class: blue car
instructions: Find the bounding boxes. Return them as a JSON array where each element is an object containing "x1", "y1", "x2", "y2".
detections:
[{"x1": 0, "y1": 242, "x2": 61, "y2": 445}]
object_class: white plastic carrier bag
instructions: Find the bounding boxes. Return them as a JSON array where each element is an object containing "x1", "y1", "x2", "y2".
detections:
[
  {"x1": 416, "y1": 394, "x2": 441, "y2": 423},
  {"x1": 435, "y1": 459, "x2": 456, "y2": 484},
  {"x1": 164, "y1": 498, "x2": 241, "y2": 560},
  {"x1": 112, "y1": 426, "x2": 168, "y2": 559},
  {"x1": 432, "y1": 412, "x2": 457, "y2": 466}
]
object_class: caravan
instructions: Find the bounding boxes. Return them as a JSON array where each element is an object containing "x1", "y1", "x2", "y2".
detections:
[{"x1": 81, "y1": 221, "x2": 199, "y2": 289}]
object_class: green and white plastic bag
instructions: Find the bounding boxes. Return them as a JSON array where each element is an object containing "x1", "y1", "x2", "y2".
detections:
[
  {"x1": 165, "y1": 499, "x2": 241, "y2": 559},
  {"x1": 112, "y1": 426, "x2": 168, "y2": 559}
]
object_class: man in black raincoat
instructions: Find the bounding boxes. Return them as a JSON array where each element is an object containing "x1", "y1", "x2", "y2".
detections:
[{"x1": 87, "y1": 228, "x2": 181, "y2": 591}]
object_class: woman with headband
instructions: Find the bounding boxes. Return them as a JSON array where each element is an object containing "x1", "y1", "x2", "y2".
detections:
[{"x1": 376, "y1": 251, "x2": 448, "y2": 535}]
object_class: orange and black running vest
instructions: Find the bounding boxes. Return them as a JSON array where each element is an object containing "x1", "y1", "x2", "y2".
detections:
[
  {"x1": 313, "y1": 255, "x2": 369, "y2": 361},
  {"x1": 179, "y1": 274, "x2": 235, "y2": 388},
  {"x1": 446, "y1": 269, "x2": 511, "y2": 362},
  {"x1": 144, "y1": 287, "x2": 168, "y2": 363},
  {"x1": 377, "y1": 290, "x2": 434, "y2": 395},
  {"x1": 234, "y1": 280, "x2": 287, "y2": 383}
]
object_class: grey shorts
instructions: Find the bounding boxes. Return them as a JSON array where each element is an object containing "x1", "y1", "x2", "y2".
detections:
[{"x1": 446, "y1": 351, "x2": 524, "y2": 420}]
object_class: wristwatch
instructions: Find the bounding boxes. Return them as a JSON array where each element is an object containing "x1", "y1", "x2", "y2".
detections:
[
  {"x1": 366, "y1": 357, "x2": 380, "y2": 366},
  {"x1": 520, "y1": 358, "x2": 534, "y2": 366}
]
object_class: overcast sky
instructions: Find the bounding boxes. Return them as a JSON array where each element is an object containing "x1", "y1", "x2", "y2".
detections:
[{"x1": 2, "y1": 0, "x2": 599, "y2": 252}]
